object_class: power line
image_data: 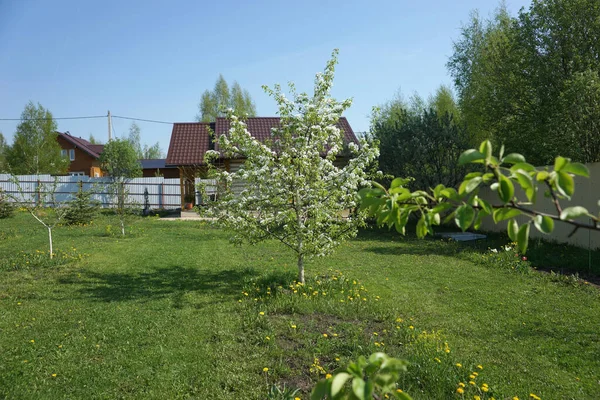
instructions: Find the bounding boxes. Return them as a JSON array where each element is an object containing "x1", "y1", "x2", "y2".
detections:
[
  {"x1": 0, "y1": 114, "x2": 176, "y2": 125},
  {"x1": 0, "y1": 115, "x2": 106, "y2": 121},
  {"x1": 112, "y1": 115, "x2": 173, "y2": 125}
]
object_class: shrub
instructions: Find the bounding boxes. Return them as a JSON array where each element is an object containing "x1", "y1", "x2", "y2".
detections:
[
  {"x1": 64, "y1": 186, "x2": 100, "y2": 225},
  {"x1": 0, "y1": 191, "x2": 14, "y2": 219}
]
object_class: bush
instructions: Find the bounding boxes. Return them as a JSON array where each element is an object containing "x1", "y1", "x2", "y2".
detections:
[
  {"x1": 0, "y1": 192, "x2": 14, "y2": 219},
  {"x1": 64, "y1": 186, "x2": 100, "y2": 225}
]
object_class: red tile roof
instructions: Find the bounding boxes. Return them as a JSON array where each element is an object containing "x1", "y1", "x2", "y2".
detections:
[
  {"x1": 165, "y1": 122, "x2": 213, "y2": 166},
  {"x1": 165, "y1": 117, "x2": 359, "y2": 166},
  {"x1": 58, "y1": 132, "x2": 104, "y2": 159}
]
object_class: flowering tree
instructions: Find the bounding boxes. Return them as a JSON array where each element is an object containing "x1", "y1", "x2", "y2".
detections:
[{"x1": 205, "y1": 49, "x2": 379, "y2": 283}]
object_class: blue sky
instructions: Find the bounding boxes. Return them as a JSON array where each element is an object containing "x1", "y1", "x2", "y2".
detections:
[{"x1": 0, "y1": 0, "x2": 531, "y2": 154}]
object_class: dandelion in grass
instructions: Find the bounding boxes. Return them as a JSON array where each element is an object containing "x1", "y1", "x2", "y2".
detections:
[
  {"x1": 259, "y1": 312, "x2": 265, "y2": 316},
  {"x1": 325, "y1": 373, "x2": 332, "y2": 379},
  {"x1": 457, "y1": 388, "x2": 465, "y2": 394},
  {"x1": 263, "y1": 367, "x2": 269, "y2": 372}
]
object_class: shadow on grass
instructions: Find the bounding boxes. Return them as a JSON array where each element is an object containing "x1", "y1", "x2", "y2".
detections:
[
  {"x1": 59, "y1": 266, "x2": 257, "y2": 308},
  {"x1": 359, "y1": 225, "x2": 600, "y2": 282}
]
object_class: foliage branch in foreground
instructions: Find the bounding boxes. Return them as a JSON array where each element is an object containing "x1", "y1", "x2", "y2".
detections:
[
  {"x1": 359, "y1": 140, "x2": 599, "y2": 253},
  {"x1": 311, "y1": 352, "x2": 412, "y2": 400}
]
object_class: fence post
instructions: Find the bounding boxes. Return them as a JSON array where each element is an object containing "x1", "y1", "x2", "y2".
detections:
[
  {"x1": 36, "y1": 179, "x2": 41, "y2": 207},
  {"x1": 161, "y1": 182, "x2": 165, "y2": 209}
]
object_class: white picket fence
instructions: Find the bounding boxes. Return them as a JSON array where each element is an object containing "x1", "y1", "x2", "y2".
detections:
[{"x1": 0, "y1": 174, "x2": 216, "y2": 209}]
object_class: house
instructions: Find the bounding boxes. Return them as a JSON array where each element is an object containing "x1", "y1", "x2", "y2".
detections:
[
  {"x1": 140, "y1": 159, "x2": 179, "y2": 178},
  {"x1": 56, "y1": 132, "x2": 105, "y2": 177},
  {"x1": 164, "y1": 117, "x2": 359, "y2": 209}
]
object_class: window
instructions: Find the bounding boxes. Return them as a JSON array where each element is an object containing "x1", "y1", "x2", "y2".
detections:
[
  {"x1": 69, "y1": 172, "x2": 85, "y2": 176},
  {"x1": 61, "y1": 149, "x2": 67, "y2": 158},
  {"x1": 69, "y1": 149, "x2": 75, "y2": 161}
]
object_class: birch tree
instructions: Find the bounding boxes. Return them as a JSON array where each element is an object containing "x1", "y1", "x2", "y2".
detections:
[
  {"x1": 205, "y1": 49, "x2": 379, "y2": 283},
  {"x1": 8, "y1": 176, "x2": 68, "y2": 259}
]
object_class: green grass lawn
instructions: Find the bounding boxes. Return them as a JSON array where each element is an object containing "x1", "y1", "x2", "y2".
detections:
[{"x1": 1, "y1": 212, "x2": 599, "y2": 399}]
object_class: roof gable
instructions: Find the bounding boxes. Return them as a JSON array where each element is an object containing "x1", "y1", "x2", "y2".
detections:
[{"x1": 58, "y1": 132, "x2": 104, "y2": 159}]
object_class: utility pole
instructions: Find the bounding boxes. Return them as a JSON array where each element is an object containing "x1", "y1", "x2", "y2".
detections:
[{"x1": 108, "y1": 110, "x2": 112, "y2": 141}]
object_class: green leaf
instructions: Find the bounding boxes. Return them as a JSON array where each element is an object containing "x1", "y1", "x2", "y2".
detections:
[
  {"x1": 507, "y1": 219, "x2": 519, "y2": 241},
  {"x1": 455, "y1": 204, "x2": 475, "y2": 231},
  {"x1": 536, "y1": 171, "x2": 549, "y2": 182},
  {"x1": 533, "y1": 215, "x2": 554, "y2": 234},
  {"x1": 502, "y1": 153, "x2": 526, "y2": 165},
  {"x1": 416, "y1": 215, "x2": 428, "y2": 238},
  {"x1": 459, "y1": 177, "x2": 482, "y2": 195},
  {"x1": 482, "y1": 172, "x2": 495, "y2": 183},
  {"x1": 510, "y1": 162, "x2": 536, "y2": 173},
  {"x1": 352, "y1": 378, "x2": 373, "y2": 400},
  {"x1": 391, "y1": 177, "x2": 410, "y2": 189},
  {"x1": 474, "y1": 209, "x2": 488, "y2": 230},
  {"x1": 440, "y1": 188, "x2": 460, "y2": 201},
  {"x1": 556, "y1": 171, "x2": 575, "y2": 197},
  {"x1": 493, "y1": 208, "x2": 521, "y2": 223},
  {"x1": 554, "y1": 156, "x2": 569, "y2": 172},
  {"x1": 562, "y1": 162, "x2": 589, "y2": 177},
  {"x1": 464, "y1": 172, "x2": 483, "y2": 180},
  {"x1": 330, "y1": 373, "x2": 351, "y2": 397},
  {"x1": 458, "y1": 149, "x2": 485, "y2": 165},
  {"x1": 560, "y1": 206, "x2": 590, "y2": 220},
  {"x1": 497, "y1": 174, "x2": 514, "y2": 203},
  {"x1": 513, "y1": 170, "x2": 533, "y2": 190},
  {"x1": 311, "y1": 380, "x2": 330, "y2": 400},
  {"x1": 431, "y1": 203, "x2": 453, "y2": 214},
  {"x1": 478, "y1": 198, "x2": 492, "y2": 214},
  {"x1": 479, "y1": 140, "x2": 492, "y2": 160},
  {"x1": 517, "y1": 223, "x2": 530, "y2": 254}
]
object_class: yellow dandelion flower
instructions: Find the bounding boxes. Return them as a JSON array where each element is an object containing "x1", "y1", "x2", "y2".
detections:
[
  {"x1": 51, "y1": 373, "x2": 57, "y2": 377},
  {"x1": 325, "y1": 373, "x2": 332, "y2": 379},
  {"x1": 259, "y1": 312, "x2": 265, "y2": 316},
  {"x1": 473, "y1": 372, "x2": 479, "y2": 377},
  {"x1": 434, "y1": 357, "x2": 441, "y2": 363},
  {"x1": 456, "y1": 363, "x2": 462, "y2": 368},
  {"x1": 29, "y1": 340, "x2": 35, "y2": 343},
  {"x1": 469, "y1": 375, "x2": 476, "y2": 380},
  {"x1": 322, "y1": 333, "x2": 328, "y2": 338},
  {"x1": 477, "y1": 365, "x2": 483, "y2": 370},
  {"x1": 457, "y1": 388, "x2": 464, "y2": 394},
  {"x1": 263, "y1": 367, "x2": 269, "y2": 372},
  {"x1": 335, "y1": 357, "x2": 340, "y2": 361},
  {"x1": 266, "y1": 336, "x2": 270, "y2": 340},
  {"x1": 482, "y1": 386, "x2": 489, "y2": 392},
  {"x1": 458, "y1": 382, "x2": 465, "y2": 387},
  {"x1": 396, "y1": 389, "x2": 403, "y2": 393},
  {"x1": 529, "y1": 395, "x2": 541, "y2": 400},
  {"x1": 469, "y1": 381, "x2": 476, "y2": 385},
  {"x1": 474, "y1": 396, "x2": 481, "y2": 400},
  {"x1": 409, "y1": 326, "x2": 414, "y2": 330},
  {"x1": 332, "y1": 333, "x2": 338, "y2": 337},
  {"x1": 291, "y1": 324, "x2": 297, "y2": 329}
]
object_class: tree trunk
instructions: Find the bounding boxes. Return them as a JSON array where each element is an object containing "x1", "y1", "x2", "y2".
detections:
[
  {"x1": 48, "y1": 227, "x2": 53, "y2": 259},
  {"x1": 297, "y1": 253, "x2": 305, "y2": 284}
]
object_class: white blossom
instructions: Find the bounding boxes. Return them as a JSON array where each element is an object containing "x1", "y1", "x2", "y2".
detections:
[{"x1": 204, "y1": 49, "x2": 379, "y2": 283}]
